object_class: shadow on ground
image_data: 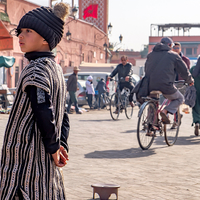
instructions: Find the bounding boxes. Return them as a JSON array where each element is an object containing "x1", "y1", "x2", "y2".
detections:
[
  {"x1": 175, "y1": 135, "x2": 200, "y2": 145},
  {"x1": 79, "y1": 119, "x2": 114, "y2": 122},
  {"x1": 85, "y1": 147, "x2": 156, "y2": 159}
]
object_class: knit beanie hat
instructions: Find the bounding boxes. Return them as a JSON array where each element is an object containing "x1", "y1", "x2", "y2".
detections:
[{"x1": 16, "y1": 3, "x2": 69, "y2": 51}]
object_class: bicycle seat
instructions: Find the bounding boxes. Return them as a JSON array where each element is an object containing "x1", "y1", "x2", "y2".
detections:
[
  {"x1": 150, "y1": 90, "x2": 161, "y2": 95},
  {"x1": 149, "y1": 91, "x2": 161, "y2": 99}
]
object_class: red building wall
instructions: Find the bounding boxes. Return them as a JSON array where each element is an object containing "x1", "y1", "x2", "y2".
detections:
[{"x1": 0, "y1": 0, "x2": 108, "y2": 88}]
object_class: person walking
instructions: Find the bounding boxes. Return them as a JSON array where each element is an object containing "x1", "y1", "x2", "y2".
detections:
[
  {"x1": 190, "y1": 56, "x2": 200, "y2": 135},
  {"x1": 173, "y1": 42, "x2": 190, "y2": 80},
  {"x1": 0, "y1": 3, "x2": 70, "y2": 199},
  {"x1": 86, "y1": 75, "x2": 95, "y2": 109},
  {"x1": 66, "y1": 66, "x2": 82, "y2": 114},
  {"x1": 95, "y1": 78, "x2": 107, "y2": 110},
  {"x1": 173, "y1": 42, "x2": 190, "y2": 117}
]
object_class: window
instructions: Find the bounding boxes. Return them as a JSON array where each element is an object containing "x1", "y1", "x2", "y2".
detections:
[
  {"x1": 194, "y1": 48, "x2": 197, "y2": 55},
  {"x1": 0, "y1": 0, "x2": 6, "y2": 4},
  {"x1": 100, "y1": 53, "x2": 103, "y2": 60},
  {"x1": 82, "y1": 53, "x2": 84, "y2": 62},
  {"x1": 15, "y1": 66, "x2": 19, "y2": 87},
  {"x1": 186, "y1": 48, "x2": 192, "y2": 56}
]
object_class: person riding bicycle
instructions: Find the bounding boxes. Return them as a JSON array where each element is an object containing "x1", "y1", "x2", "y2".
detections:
[
  {"x1": 145, "y1": 37, "x2": 194, "y2": 125},
  {"x1": 108, "y1": 55, "x2": 135, "y2": 112}
]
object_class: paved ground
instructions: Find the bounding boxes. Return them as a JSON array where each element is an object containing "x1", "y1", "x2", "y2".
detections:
[{"x1": 0, "y1": 105, "x2": 200, "y2": 200}]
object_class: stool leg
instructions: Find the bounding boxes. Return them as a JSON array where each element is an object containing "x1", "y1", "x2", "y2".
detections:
[
  {"x1": 115, "y1": 189, "x2": 118, "y2": 200},
  {"x1": 93, "y1": 189, "x2": 95, "y2": 199}
]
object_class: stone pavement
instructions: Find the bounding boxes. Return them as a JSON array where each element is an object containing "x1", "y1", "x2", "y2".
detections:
[{"x1": 0, "y1": 106, "x2": 200, "y2": 200}]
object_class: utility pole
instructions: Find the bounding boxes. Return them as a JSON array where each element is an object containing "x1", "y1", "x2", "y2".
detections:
[{"x1": 72, "y1": 0, "x2": 74, "y2": 7}]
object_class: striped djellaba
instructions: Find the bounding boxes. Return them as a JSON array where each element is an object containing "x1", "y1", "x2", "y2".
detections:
[{"x1": 0, "y1": 57, "x2": 67, "y2": 199}]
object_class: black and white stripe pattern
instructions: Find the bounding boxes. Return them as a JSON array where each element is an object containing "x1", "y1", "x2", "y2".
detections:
[{"x1": 0, "y1": 58, "x2": 66, "y2": 199}]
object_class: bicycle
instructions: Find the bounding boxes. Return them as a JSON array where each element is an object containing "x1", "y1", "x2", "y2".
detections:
[
  {"x1": 100, "y1": 92, "x2": 110, "y2": 110},
  {"x1": 110, "y1": 81, "x2": 133, "y2": 120},
  {"x1": 137, "y1": 80, "x2": 186, "y2": 150},
  {"x1": 94, "y1": 92, "x2": 110, "y2": 110}
]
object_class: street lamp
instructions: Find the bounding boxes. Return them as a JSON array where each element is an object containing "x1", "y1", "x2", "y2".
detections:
[
  {"x1": 71, "y1": 6, "x2": 78, "y2": 18},
  {"x1": 65, "y1": 6, "x2": 78, "y2": 25},
  {"x1": 109, "y1": 34, "x2": 123, "y2": 51},
  {"x1": 119, "y1": 34, "x2": 123, "y2": 43},
  {"x1": 66, "y1": 30, "x2": 71, "y2": 40},
  {"x1": 108, "y1": 23, "x2": 113, "y2": 34}
]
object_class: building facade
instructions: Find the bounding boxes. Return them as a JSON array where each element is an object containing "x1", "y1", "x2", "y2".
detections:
[
  {"x1": 149, "y1": 24, "x2": 200, "y2": 60},
  {"x1": 0, "y1": 0, "x2": 108, "y2": 88},
  {"x1": 78, "y1": 0, "x2": 109, "y2": 34}
]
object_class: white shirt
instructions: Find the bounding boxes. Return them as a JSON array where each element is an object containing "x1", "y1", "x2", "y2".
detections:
[{"x1": 86, "y1": 80, "x2": 95, "y2": 94}]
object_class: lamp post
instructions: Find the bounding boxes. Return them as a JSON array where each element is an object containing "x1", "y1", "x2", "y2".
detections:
[
  {"x1": 103, "y1": 42, "x2": 108, "y2": 63},
  {"x1": 66, "y1": 30, "x2": 71, "y2": 40},
  {"x1": 109, "y1": 34, "x2": 123, "y2": 51},
  {"x1": 108, "y1": 23, "x2": 113, "y2": 34}
]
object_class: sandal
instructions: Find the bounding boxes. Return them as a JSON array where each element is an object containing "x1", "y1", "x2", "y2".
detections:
[{"x1": 160, "y1": 112, "x2": 170, "y2": 124}]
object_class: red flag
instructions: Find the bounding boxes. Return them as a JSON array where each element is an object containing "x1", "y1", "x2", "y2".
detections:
[{"x1": 83, "y1": 4, "x2": 98, "y2": 19}]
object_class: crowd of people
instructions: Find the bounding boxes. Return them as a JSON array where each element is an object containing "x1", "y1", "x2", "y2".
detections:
[
  {"x1": 0, "y1": 2, "x2": 199, "y2": 199},
  {"x1": 65, "y1": 36, "x2": 199, "y2": 137}
]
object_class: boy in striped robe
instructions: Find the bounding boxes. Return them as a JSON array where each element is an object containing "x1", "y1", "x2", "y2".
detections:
[{"x1": 0, "y1": 3, "x2": 70, "y2": 200}]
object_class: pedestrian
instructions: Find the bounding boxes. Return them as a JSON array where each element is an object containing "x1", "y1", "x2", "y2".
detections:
[
  {"x1": 0, "y1": 3, "x2": 70, "y2": 199},
  {"x1": 66, "y1": 66, "x2": 82, "y2": 114},
  {"x1": 190, "y1": 56, "x2": 200, "y2": 135},
  {"x1": 95, "y1": 78, "x2": 107, "y2": 110},
  {"x1": 173, "y1": 42, "x2": 190, "y2": 115},
  {"x1": 86, "y1": 75, "x2": 95, "y2": 109}
]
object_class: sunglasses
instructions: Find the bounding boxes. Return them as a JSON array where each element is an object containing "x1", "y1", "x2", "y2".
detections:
[{"x1": 173, "y1": 47, "x2": 180, "y2": 50}]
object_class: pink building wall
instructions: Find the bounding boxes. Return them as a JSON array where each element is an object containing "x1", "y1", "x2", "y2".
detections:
[
  {"x1": 0, "y1": 0, "x2": 108, "y2": 88},
  {"x1": 149, "y1": 36, "x2": 200, "y2": 57}
]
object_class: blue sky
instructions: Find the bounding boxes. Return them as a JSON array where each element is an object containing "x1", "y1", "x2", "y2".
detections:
[{"x1": 26, "y1": 0, "x2": 200, "y2": 51}]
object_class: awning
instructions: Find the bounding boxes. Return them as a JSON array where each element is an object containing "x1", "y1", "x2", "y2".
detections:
[
  {"x1": 0, "y1": 56, "x2": 15, "y2": 68},
  {"x1": 0, "y1": 20, "x2": 13, "y2": 51}
]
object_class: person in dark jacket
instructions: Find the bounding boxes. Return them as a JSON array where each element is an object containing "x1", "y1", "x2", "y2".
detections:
[
  {"x1": 108, "y1": 56, "x2": 135, "y2": 108},
  {"x1": 190, "y1": 56, "x2": 200, "y2": 136},
  {"x1": 173, "y1": 42, "x2": 190, "y2": 81},
  {"x1": 67, "y1": 66, "x2": 82, "y2": 114},
  {"x1": 172, "y1": 42, "x2": 191, "y2": 127},
  {"x1": 96, "y1": 78, "x2": 107, "y2": 110},
  {"x1": 145, "y1": 37, "x2": 194, "y2": 125}
]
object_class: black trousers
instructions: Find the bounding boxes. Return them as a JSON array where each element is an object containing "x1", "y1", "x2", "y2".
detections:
[
  {"x1": 119, "y1": 82, "x2": 134, "y2": 102},
  {"x1": 87, "y1": 93, "x2": 93, "y2": 108}
]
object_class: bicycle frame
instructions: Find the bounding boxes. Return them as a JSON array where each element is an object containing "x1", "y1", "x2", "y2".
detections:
[{"x1": 138, "y1": 97, "x2": 171, "y2": 134}]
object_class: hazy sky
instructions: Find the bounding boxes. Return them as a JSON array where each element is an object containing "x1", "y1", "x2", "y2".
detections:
[{"x1": 26, "y1": 0, "x2": 200, "y2": 51}]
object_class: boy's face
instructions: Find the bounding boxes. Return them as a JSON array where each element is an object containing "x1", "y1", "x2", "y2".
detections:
[{"x1": 18, "y1": 28, "x2": 49, "y2": 52}]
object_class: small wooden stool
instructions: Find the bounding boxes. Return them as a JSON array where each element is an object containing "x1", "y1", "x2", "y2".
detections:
[{"x1": 91, "y1": 183, "x2": 120, "y2": 200}]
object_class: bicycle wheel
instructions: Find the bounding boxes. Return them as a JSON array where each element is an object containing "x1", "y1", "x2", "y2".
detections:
[
  {"x1": 104, "y1": 96, "x2": 110, "y2": 110},
  {"x1": 125, "y1": 97, "x2": 133, "y2": 119},
  {"x1": 137, "y1": 102, "x2": 156, "y2": 150},
  {"x1": 110, "y1": 93, "x2": 120, "y2": 120},
  {"x1": 164, "y1": 107, "x2": 180, "y2": 146}
]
